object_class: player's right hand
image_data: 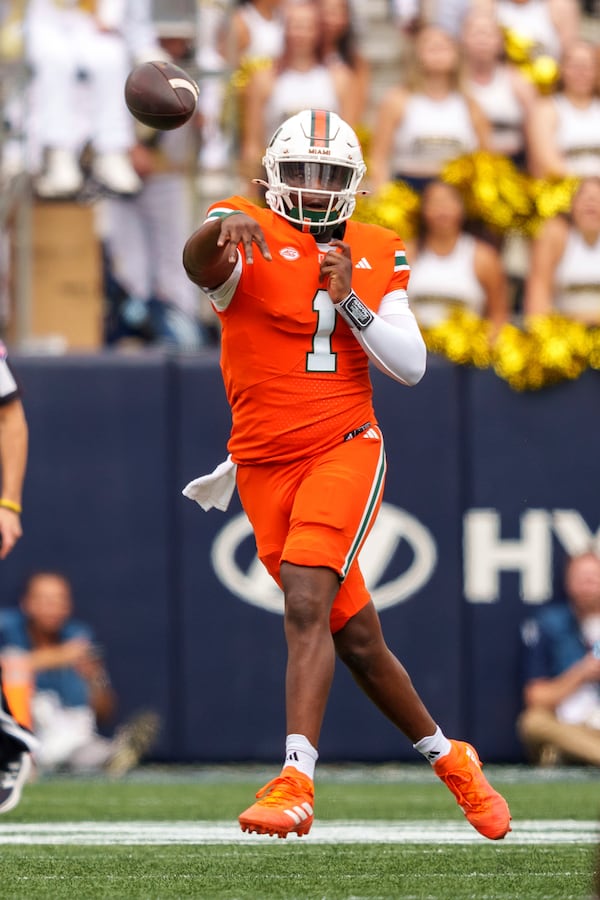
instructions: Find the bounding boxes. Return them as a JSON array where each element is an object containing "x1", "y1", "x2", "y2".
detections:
[
  {"x1": 575, "y1": 651, "x2": 600, "y2": 684},
  {"x1": 216, "y1": 213, "x2": 272, "y2": 265},
  {"x1": 60, "y1": 637, "x2": 93, "y2": 666}
]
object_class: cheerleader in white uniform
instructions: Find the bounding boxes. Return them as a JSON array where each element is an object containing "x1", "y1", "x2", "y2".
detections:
[
  {"x1": 461, "y1": 9, "x2": 536, "y2": 167},
  {"x1": 525, "y1": 177, "x2": 600, "y2": 326},
  {"x1": 240, "y1": 0, "x2": 353, "y2": 194},
  {"x1": 494, "y1": 0, "x2": 579, "y2": 63},
  {"x1": 369, "y1": 25, "x2": 490, "y2": 193},
  {"x1": 228, "y1": 0, "x2": 284, "y2": 63},
  {"x1": 405, "y1": 180, "x2": 510, "y2": 334},
  {"x1": 318, "y1": 0, "x2": 370, "y2": 127},
  {"x1": 196, "y1": 1, "x2": 284, "y2": 177},
  {"x1": 528, "y1": 42, "x2": 600, "y2": 179}
]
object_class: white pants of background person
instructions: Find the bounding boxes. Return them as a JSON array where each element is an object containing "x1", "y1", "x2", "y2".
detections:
[
  {"x1": 24, "y1": 0, "x2": 140, "y2": 197},
  {"x1": 32, "y1": 691, "x2": 114, "y2": 772},
  {"x1": 103, "y1": 174, "x2": 204, "y2": 348}
]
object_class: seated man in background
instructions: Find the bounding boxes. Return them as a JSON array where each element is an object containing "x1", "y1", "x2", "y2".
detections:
[
  {"x1": 0, "y1": 570, "x2": 159, "y2": 776},
  {"x1": 518, "y1": 550, "x2": 600, "y2": 766}
]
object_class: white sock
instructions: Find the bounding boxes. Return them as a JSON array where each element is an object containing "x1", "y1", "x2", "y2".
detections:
[
  {"x1": 284, "y1": 734, "x2": 318, "y2": 780},
  {"x1": 413, "y1": 726, "x2": 452, "y2": 764}
]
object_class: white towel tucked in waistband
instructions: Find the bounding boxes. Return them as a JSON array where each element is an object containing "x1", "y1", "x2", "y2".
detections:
[{"x1": 182, "y1": 455, "x2": 237, "y2": 512}]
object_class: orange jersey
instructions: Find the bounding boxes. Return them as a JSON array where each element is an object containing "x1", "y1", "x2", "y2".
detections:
[{"x1": 207, "y1": 196, "x2": 410, "y2": 464}]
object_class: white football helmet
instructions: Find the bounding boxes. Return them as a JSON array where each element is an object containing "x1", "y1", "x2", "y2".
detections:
[{"x1": 261, "y1": 109, "x2": 366, "y2": 235}]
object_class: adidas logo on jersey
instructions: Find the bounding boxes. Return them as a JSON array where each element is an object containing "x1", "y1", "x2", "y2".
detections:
[
  {"x1": 362, "y1": 428, "x2": 379, "y2": 440},
  {"x1": 355, "y1": 257, "x2": 372, "y2": 269}
]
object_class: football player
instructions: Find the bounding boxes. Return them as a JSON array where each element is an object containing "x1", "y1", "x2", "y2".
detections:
[
  {"x1": 0, "y1": 343, "x2": 38, "y2": 812},
  {"x1": 183, "y1": 109, "x2": 511, "y2": 840}
]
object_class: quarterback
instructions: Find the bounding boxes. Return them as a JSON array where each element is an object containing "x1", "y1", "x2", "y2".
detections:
[{"x1": 183, "y1": 109, "x2": 511, "y2": 840}]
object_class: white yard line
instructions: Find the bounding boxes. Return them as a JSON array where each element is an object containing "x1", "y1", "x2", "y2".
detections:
[{"x1": 0, "y1": 820, "x2": 596, "y2": 845}]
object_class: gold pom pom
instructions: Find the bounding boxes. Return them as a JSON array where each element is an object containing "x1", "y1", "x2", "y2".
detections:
[
  {"x1": 503, "y1": 28, "x2": 535, "y2": 65},
  {"x1": 588, "y1": 326, "x2": 600, "y2": 370},
  {"x1": 493, "y1": 315, "x2": 598, "y2": 389},
  {"x1": 502, "y1": 28, "x2": 559, "y2": 93},
  {"x1": 230, "y1": 57, "x2": 273, "y2": 91},
  {"x1": 491, "y1": 323, "x2": 535, "y2": 390},
  {"x1": 354, "y1": 180, "x2": 420, "y2": 239},
  {"x1": 222, "y1": 57, "x2": 273, "y2": 131},
  {"x1": 527, "y1": 176, "x2": 581, "y2": 235},
  {"x1": 354, "y1": 124, "x2": 372, "y2": 161},
  {"x1": 421, "y1": 308, "x2": 493, "y2": 369},
  {"x1": 441, "y1": 152, "x2": 533, "y2": 234},
  {"x1": 421, "y1": 310, "x2": 600, "y2": 391},
  {"x1": 528, "y1": 55, "x2": 560, "y2": 94}
]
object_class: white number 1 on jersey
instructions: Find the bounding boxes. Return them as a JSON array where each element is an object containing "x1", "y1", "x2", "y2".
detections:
[{"x1": 306, "y1": 290, "x2": 337, "y2": 373}]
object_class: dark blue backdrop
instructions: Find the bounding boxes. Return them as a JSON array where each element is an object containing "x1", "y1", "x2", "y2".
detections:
[{"x1": 1, "y1": 352, "x2": 598, "y2": 763}]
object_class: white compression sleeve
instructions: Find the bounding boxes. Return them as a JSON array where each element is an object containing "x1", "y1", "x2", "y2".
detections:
[{"x1": 335, "y1": 290, "x2": 427, "y2": 386}]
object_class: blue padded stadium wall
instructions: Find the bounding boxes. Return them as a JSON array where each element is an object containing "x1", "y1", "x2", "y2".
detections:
[{"x1": 1, "y1": 353, "x2": 599, "y2": 764}]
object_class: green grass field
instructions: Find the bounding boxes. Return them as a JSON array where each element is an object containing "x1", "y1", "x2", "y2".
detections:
[{"x1": 2, "y1": 764, "x2": 599, "y2": 900}]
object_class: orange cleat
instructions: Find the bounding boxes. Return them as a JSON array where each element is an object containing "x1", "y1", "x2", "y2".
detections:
[
  {"x1": 433, "y1": 740, "x2": 512, "y2": 840},
  {"x1": 238, "y1": 766, "x2": 314, "y2": 838}
]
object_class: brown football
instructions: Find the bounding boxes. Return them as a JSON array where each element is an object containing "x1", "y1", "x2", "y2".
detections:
[{"x1": 124, "y1": 61, "x2": 199, "y2": 131}]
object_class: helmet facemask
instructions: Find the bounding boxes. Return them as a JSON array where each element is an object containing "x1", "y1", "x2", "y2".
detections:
[{"x1": 261, "y1": 110, "x2": 367, "y2": 235}]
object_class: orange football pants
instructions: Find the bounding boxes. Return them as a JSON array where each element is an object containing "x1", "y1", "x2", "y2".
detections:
[{"x1": 235, "y1": 427, "x2": 387, "y2": 633}]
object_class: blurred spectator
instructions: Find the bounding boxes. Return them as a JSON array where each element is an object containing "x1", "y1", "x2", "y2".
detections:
[
  {"x1": 391, "y1": 0, "x2": 474, "y2": 38},
  {"x1": 495, "y1": 0, "x2": 580, "y2": 63},
  {"x1": 518, "y1": 551, "x2": 600, "y2": 767},
  {"x1": 240, "y1": 0, "x2": 354, "y2": 194},
  {"x1": 196, "y1": 1, "x2": 284, "y2": 184},
  {"x1": 368, "y1": 25, "x2": 490, "y2": 193},
  {"x1": 22, "y1": 0, "x2": 166, "y2": 199},
  {"x1": 102, "y1": 31, "x2": 209, "y2": 351},
  {"x1": 219, "y1": 0, "x2": 285, "y2": 68},
  {"x1": 318, "y1": 0, "x2": 371, "y2": 126},
  {"x1": 523, "y1": 176, "x2": 600, "y2": 325},
  {"x1": 0, "y1": 571, "x2": 160, "y2": 775},
  {"x1": 460, "y1": 8, "x2": 537, "y2": 167},
  {"x1": 404, "y1": 179, "x2": 510, "y2": 334},
  {"x1": 527, "y1": 40, "x2": 600, "y2": 179}
]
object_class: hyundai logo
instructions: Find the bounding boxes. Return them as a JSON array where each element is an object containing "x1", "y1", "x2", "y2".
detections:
[{"x1": 211, "y1": 502, "x2": 437, "y2": 614}]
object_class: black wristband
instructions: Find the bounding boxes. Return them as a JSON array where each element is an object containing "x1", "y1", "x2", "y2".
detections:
[{"x1": 336, "y1": 291, "x2": 374, "y2": 331}]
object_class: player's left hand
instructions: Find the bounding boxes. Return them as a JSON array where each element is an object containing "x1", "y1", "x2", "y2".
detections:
[{"x1": 320, "y1": 239, "x2": 352, "y2": 302}]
